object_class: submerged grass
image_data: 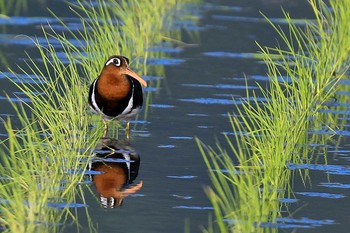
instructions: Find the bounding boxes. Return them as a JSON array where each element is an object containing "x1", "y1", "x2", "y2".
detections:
[
  {"x1": 0, "y1": 0, "x2": 199, "y2": 232},
  {"x1": 198, "y1": 0, "x2": 350, "y2": 232}
]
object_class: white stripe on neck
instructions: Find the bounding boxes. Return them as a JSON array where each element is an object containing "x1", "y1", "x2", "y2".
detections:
[{"x1": 91, "y1": 79, "x2": 102, "y2": 113}]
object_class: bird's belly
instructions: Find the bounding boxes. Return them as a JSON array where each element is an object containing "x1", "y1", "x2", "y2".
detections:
[{"x1": 97, "y1": 96, "x2": 142, "y2": 120}]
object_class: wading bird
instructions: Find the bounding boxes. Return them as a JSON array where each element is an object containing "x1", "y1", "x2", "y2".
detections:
[{"x1": 88, "y1": 55, "x2": 147, "y2": 138}]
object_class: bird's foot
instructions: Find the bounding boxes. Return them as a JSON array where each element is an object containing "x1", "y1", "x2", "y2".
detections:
[
  {"x1": 103, "y1": 121, "x2": 108, "y2": 138},
  {"x1": 125, "y1": 122, "x2": 130, "y2": 140}
]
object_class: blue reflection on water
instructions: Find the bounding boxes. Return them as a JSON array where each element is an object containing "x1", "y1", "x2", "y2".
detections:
[
  {"x1": 212, "y1": 15, "x2": 312, "y2": 26},
  {"x1": 182, "y1": 83, "x2": 259, "y2": 89},
  {"x1": 146, "y1": 58, "x2": 185, "y2": 66},
  {"x1": 169, "y1": 136, "x2": 193, "y2": 140},
  {"x1": 295, "y1": 192, "x2": 345, "y2": 199},
  {"x1": 0, "y1": 35, "x2": 85, "y2": 48},
  {"x1": 167, "y1": 175, "x2": 197, "y2": 179},
  {"x1": 0, "y1": 16, "x2": 57, "y2": 25},
  {"x1": 173, "y1": 205, "x2": 213, "y2": 210},
  {"x1": 310, "y1": 129, "x2": 350, "y2": 136},
  {"x1": 47, "y1": 202, "x2": 86, "y2": 209},
  {"x1": 203, "y1": 51, "x2": 261, "y2": 59},
  {"x1": 180, "y1": 97, "x2": 234, "y2": 105},
  {"x1": 319, "y1": 182, "x2": 350, "y2": 189},
  {"x1": 279, "y1": 198, "x2": 299, "y2": 203},
  {"x1": 258, "y1": 217, "x2": 334, "y2": 229},
  {"x1": 150, "y1": 104, "x2": 175, "y2": 108}
]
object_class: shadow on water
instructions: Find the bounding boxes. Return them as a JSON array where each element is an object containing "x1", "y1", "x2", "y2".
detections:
[{"x1": 88, "y1": 138, "x2": 142, "y2": 208}]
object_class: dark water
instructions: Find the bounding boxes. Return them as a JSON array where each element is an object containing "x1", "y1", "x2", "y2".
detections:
[{"x1": 1, "y1": 0, "x2": 350, "y2": 233}]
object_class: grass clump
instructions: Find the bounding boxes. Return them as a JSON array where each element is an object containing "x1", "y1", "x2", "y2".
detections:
[
  {"x1": 0, "y1": 26, "x2": 105, "y2": 233},
  {"x1": 0, "y1": 0, "x2": 200, "y2": 232},
  {"x1": 198, "y1": 0, "x2": 350, "y2": 232},
  {"x1": 0, "y1": 30, "x2": 101, "y2": 232}
]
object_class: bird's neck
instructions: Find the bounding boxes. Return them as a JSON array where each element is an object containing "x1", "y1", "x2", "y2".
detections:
[{"x1": 97, "y1": 70, "x2": 131, "y2": 100}]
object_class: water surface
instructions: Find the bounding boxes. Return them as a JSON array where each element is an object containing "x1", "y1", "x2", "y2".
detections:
[{"x1": 1, "y1": 0, "x2": 350, "y2": 233}]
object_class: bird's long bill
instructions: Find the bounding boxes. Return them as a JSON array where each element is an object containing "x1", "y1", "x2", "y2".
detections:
[{"x1": 123, "y1": 68, "x2": 147, "y2": 87}]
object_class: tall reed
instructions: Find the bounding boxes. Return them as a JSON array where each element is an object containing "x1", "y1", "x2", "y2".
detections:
[{"x1": 198, "y1": 0, "x2": 350, "y2": 232}]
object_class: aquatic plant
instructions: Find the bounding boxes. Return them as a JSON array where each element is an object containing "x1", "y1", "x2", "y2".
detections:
[
  {"x1": 198, "y1": 0, "x2": 350, "y2": 232},
  {"x1": 0, "y1": 0, "x2": 199, "y2": 232},
  {"x1": 0, "y1": 29, "x2": 101, "y2": 232},
  {"x1": 0, "y1": 0, "x2": 27, "y2": 15}
]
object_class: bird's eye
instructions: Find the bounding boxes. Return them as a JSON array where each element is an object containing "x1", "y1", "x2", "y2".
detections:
[
  {"x1": 106, "y1": 57, "x2": 121, "y2": 67},
  {"x1": 113, "y1": 58, "x2": 121, "y2": 66}
]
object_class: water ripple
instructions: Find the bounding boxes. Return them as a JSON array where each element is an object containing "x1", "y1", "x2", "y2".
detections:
[
  {"x1": 173, "y1": 205, "x2": 213, "y2": 210},
  {"x1": 0, "y1": 95, "x2": 30, "y2": 103},
  {"x1": 212, "y1": 15, "x2": 312, "y2": 26},
  {"x1": 203, "y1": 51, "x2": 261, "y2": 59},
  {"x1": 0, "y1": 71, "x2": 46, "y2": 84},
  {"x1": 288, "y1": 163, "x2": 350, "y2": 175},
  {"x1": 318, "y1": 109, "x2": 350, "y2": 115},
  {"x1": 179, "y1": 98, "x2": 234, "y2": 105},
  {"x1": 48, "y1": 202, "x2": 86, "y2": 209},
  {"x1": 143, "y1": 76, "x2": 164, "y2": 81},
  {"x1": 150, "y1": 104, "x2": 175, "y2": 108},
  {"x1": 182, "y1": 83, "x2": 258, "y2": 90},
  {"x1": 172, "y1": 194, "x2": 192, "y2": 200},
  {"x1": 0, "y1": 16, "x2": 57, "y2": 25},
  {"x1": 158, "y1": 145, "x2": 176, "y2": 148},
  {"x1": 181, "y1": 94, "x2": 267, "y2": 105},
  {"x1": 318, "y1": 182, "x2": 350, "y2": 189},
  {"x1": 187, "y1": 113, "x2": 208, "y2": 117},
  {"x1": 148, "y1": 46, "x2": 183, "y2": 53},
  {"x1": 310, "y1": 129, "x2": 350, "y2": 136},
  {"x1": 202, "y1": 4, "x2": 242, "y2": 12},
  {"x1": 295, "y1": 192, "x2": 345, "y2": 199},
  {"x1": 245, "y1": 75, "x2": 292, "y2": 83},
  {"x1": 279, "y1": 198, "x2": 299, "y2": 203},
  {"x1": 258, "y1": 217, "x2": 334, "y2": 229},
  {"x1": 169, "y1": 136, "x2": 193, "y2": 140},
  {"x1": 167, "y1": 175, "x2": 197, "y2": 179},
  {"x1": 146, "y1": 58, "x2": 185, "y2": 66},
  {"x1": 0, "y1": 35, "x2": 84, "y2": 48}
]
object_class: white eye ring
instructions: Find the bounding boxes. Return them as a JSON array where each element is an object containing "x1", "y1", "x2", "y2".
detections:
[{"x1": 106, "y1": 58, "x2": 121, "y2": 67}]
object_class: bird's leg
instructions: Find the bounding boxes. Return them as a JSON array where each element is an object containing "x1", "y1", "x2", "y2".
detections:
[
  {"x1": 125, "y1": 121, "x2": 130, "y2": 140},
  {"x1": 103, "y1": 120, "x2": 108, "y2": 138}
]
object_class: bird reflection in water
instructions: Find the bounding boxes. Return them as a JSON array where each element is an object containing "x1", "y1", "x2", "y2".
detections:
[{"x1": 89, "y1": 138, "x2": 142, "y2": 208}]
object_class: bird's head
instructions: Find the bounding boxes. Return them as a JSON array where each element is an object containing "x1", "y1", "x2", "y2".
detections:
[{"x1": 104, "y1": 55, "x2": 147, "y2": 87}]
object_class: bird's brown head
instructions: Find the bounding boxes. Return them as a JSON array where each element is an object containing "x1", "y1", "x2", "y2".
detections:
[{"x1": 103, "y1": 55, "x2": 147, "y2": 87}]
